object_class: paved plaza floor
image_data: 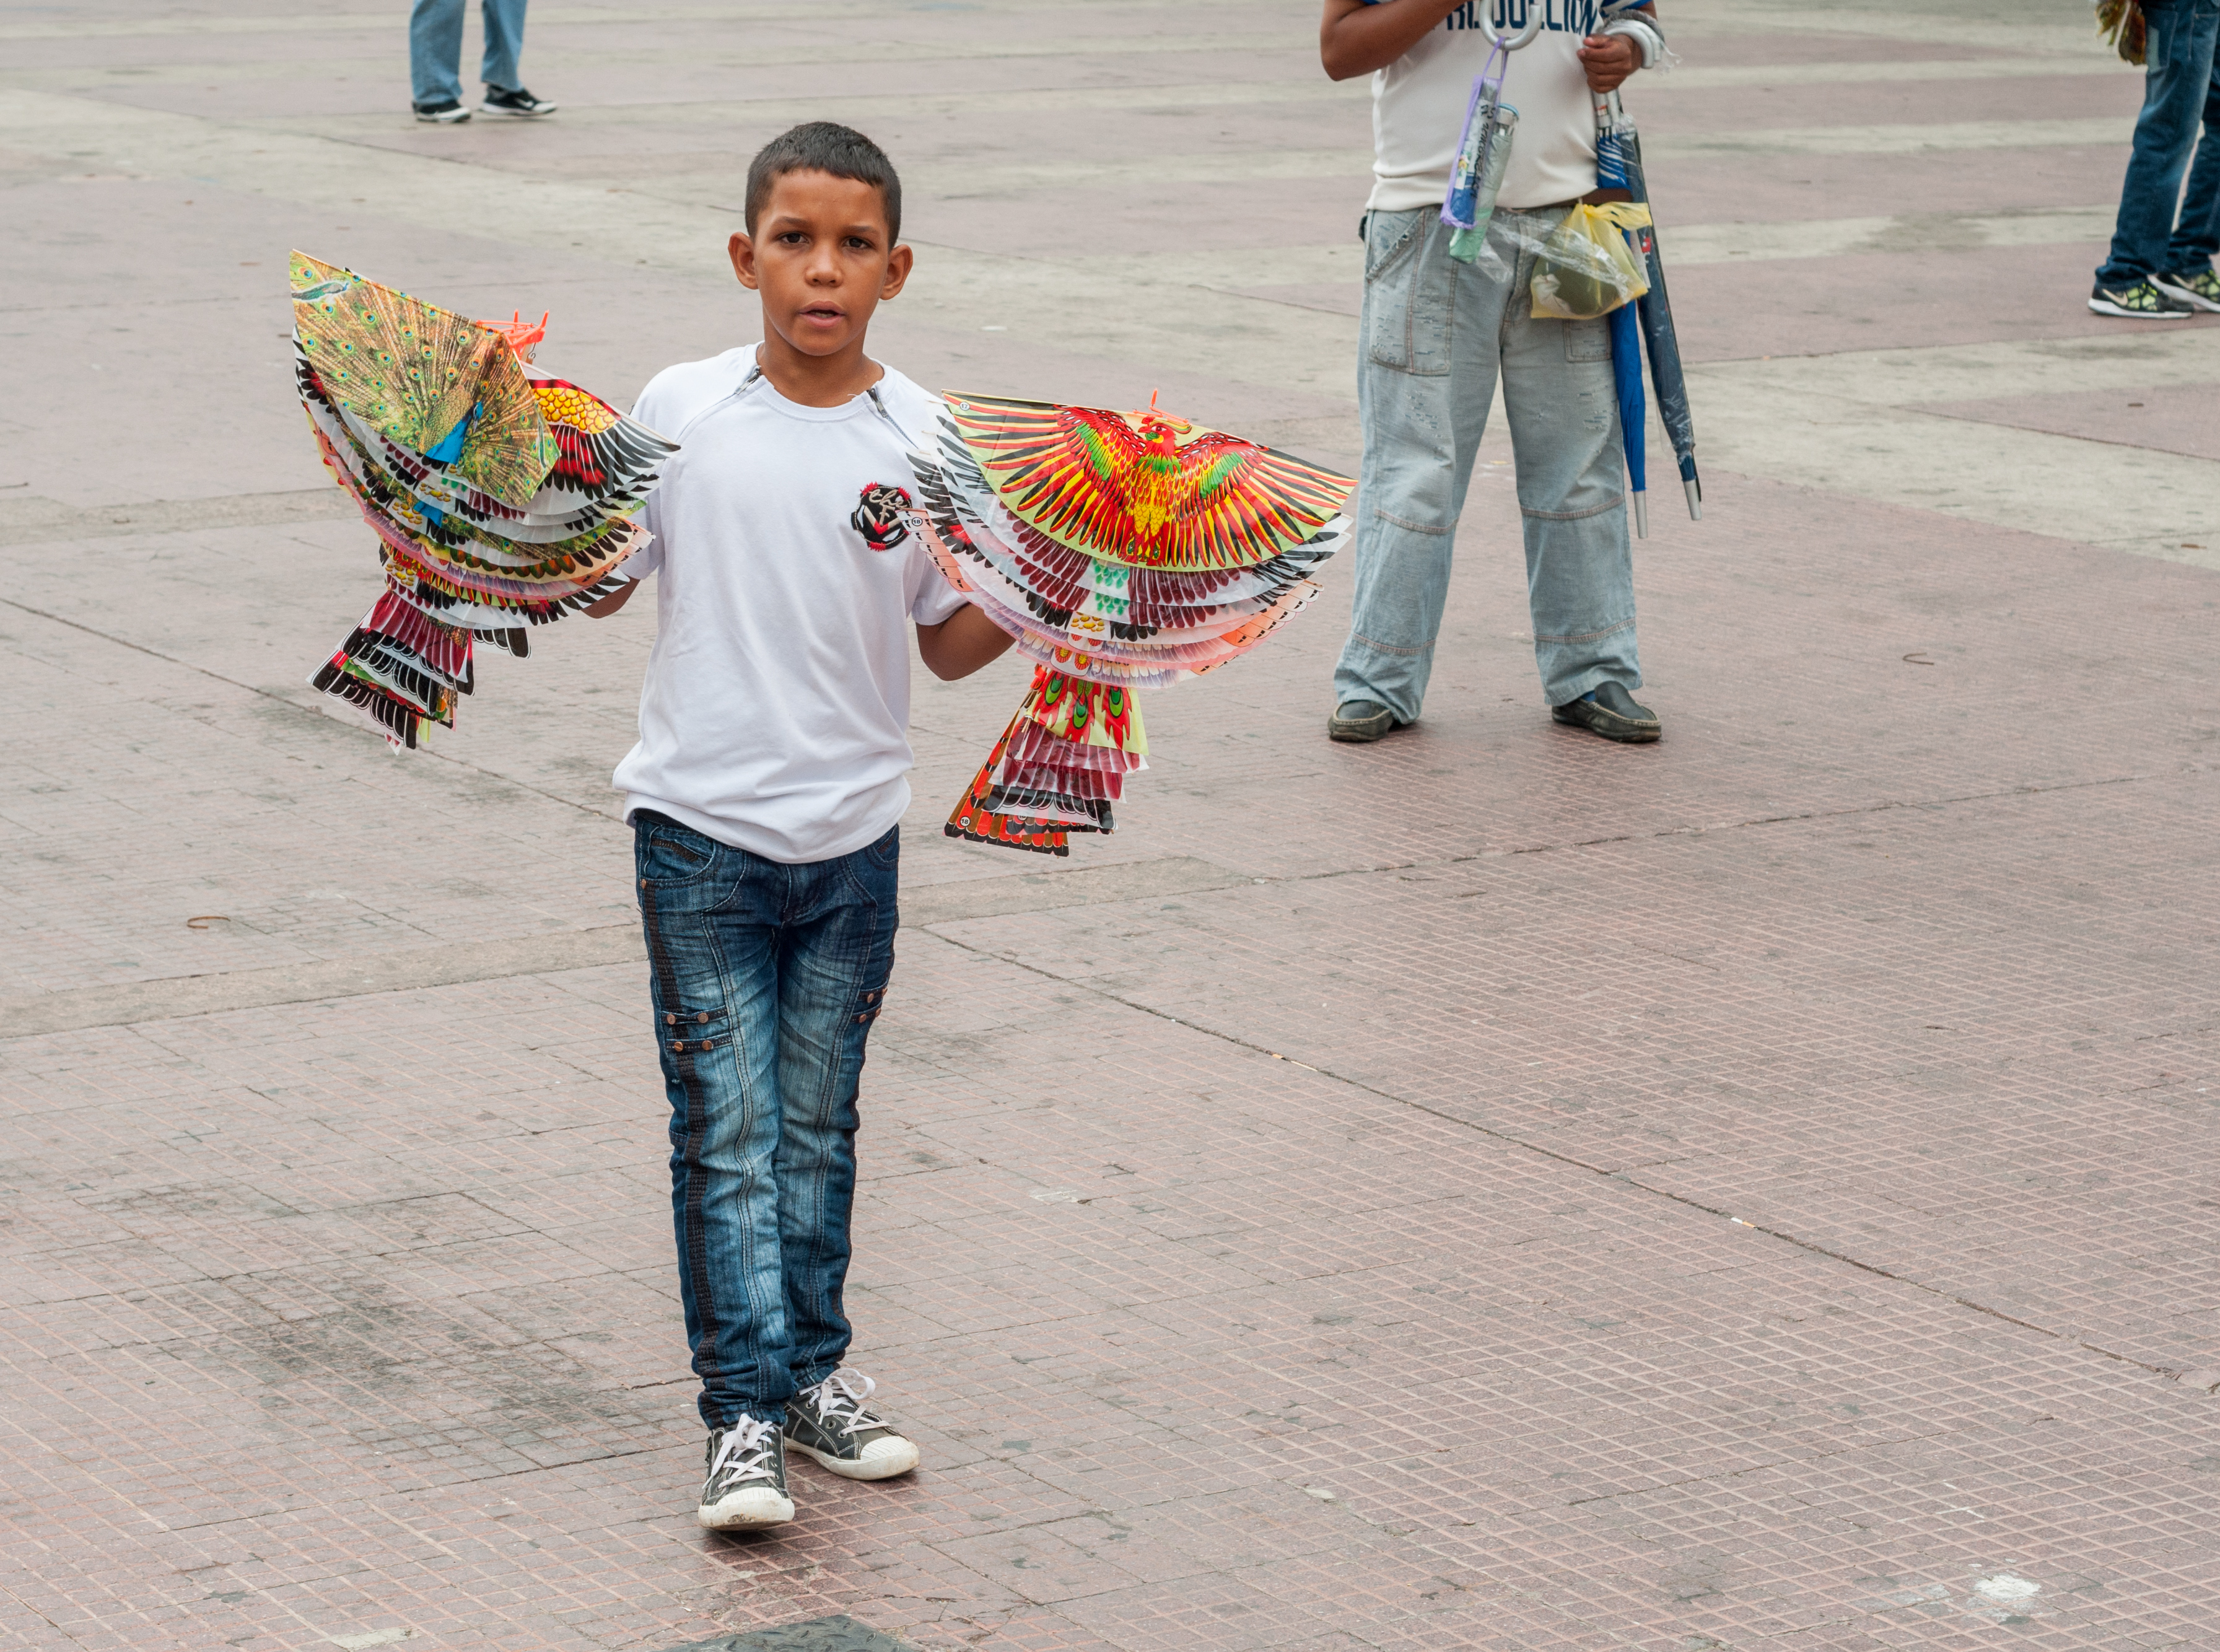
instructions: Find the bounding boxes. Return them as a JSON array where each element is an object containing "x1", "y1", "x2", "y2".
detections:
[{"x1": 5, "y1": 1, "x2": 2220, "y2": 1648}]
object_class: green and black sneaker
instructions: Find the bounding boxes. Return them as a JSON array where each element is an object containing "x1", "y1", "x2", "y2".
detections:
[
  {"x1": 2089, "y1": 278, "x2": 2193, "y2": 318},
  {"x1": 783, "y1": 1370, "x2": 921, "y2": 1482},
  {"x1": 2152, "y1": 266, "x2": 2220, "y2": 313}
]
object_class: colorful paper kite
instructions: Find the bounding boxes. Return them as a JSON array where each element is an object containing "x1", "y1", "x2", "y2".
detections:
[
  {"x1": 908, "y1": 393, "x2": 1353, "y2": 855},
  {"x1": 289, "y1": 251, "x2": 675, "y2": 748}
]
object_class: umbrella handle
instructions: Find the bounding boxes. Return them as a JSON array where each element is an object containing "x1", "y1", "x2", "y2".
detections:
[{"x1": 1481, "y1": 4, "x2": 1545, "y2": 51}]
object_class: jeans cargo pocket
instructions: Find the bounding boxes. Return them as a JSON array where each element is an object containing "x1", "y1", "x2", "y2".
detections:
[
  {"x1": 658, "y1": 997, "x2": 728, "y2": 1056},
  {"x1": 1365, "y1": 210, "x2": 1454, "y2": 377},
  {"x1": 1564, "y1": 317, "x2": 1614, "y2": 363}
]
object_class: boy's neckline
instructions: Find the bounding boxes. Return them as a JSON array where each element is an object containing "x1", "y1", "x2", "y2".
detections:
[{"x1": 751, "y1": 341, "x2": 886, "y2": 409}]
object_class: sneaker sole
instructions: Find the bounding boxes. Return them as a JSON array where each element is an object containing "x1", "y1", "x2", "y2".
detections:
[
  {"x1": 2087, "y1": 297, "x2": 2190, "y2": 318},
  {"x1": 414, "y1": 111, "x2": 471, "y2": 123},
  {"x1": 479, "y1": 105, "x2": 554, "y2": 117},
  {"x1": 785, "y1": 1436, "x2": 921, "y2": 1481},
  {"x1": 2151, "y1": 278, "x2": 2220, "y2": 313},
  {"x1": 697, "y1": 1489, "x2": 795, "y2": 1529}
]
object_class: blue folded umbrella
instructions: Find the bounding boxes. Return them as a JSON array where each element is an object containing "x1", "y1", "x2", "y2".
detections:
[{"x1": 1594, "y1": 90, "x2": 1702, "y2": 528}]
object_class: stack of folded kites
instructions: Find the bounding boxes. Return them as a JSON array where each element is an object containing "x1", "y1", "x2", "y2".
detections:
[
  {"x1": 289, "y1": 251, "x2": 675, "y2": 748},
  {"x1": 907, "y1": 393, "x2": 1353, "y2": 855}
]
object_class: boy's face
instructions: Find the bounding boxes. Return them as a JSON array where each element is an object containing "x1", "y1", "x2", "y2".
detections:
[{"x1": 730, "y1": 170, "x2": 911, "y2": 359}]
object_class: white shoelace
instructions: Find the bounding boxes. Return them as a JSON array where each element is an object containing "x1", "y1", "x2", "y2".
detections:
[
  {"x1": 709, "y1": 1416, "x2": 779, "y2": 1484},
  {"x1": 801, "y1": 1369, "x2": 886, "y2": 1433}
]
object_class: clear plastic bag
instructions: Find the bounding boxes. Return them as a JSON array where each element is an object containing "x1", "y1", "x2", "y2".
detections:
[
  {"x1": 1529, "y1": 201, "x2": 1653, "y2": 320},
  {"x1": 1442, "y1": 46, "x2": 1519, "y2": 267}
]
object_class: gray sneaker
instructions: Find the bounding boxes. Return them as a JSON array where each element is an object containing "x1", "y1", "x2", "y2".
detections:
[
  {"x1": 698, "y1": 1417, "x2": 794, "y2": 1529},
  {"x1": 782, "y1": 1370, "x2": 921, "y2": 1482},
  {"x1": 1328, "y1": 699, "x2": 1401, "y2": 743}
]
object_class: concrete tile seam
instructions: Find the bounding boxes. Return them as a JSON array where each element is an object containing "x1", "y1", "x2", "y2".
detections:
[{"x1": 919, "y1": 923, "x2": 2214, "y2": 1393}]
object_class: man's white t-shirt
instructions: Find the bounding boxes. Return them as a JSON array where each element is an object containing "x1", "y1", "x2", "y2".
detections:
[
  {"x1": 1368, "y1": 0, "x2": 1607, "y2": 214},
  {"x1": 611, "y1": 348, "x2": 968, "y2": 864}
]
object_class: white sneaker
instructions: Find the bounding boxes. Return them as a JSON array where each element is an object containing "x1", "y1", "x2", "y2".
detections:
[
  {"x1": 782, "y1": 1370, "x2": 922, "y2": 1481},
  {"x1": 697, "y1": 1417, "x2": 794, "y2": 1529}
]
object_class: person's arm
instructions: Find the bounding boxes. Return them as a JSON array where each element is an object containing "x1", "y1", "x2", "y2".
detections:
[
  {"x1": 1319, "y1": 0, "x2": 1464, "y2": 82},
  {"x1": 1322, "y1": 0, "x2": 1655, "y2": 93},
  {"x1": 583, "y1": 579, "x2": 638, "y2": 618},
  {"x1": 916, "y1": 604, "x2": 1015, "y2": 681}
]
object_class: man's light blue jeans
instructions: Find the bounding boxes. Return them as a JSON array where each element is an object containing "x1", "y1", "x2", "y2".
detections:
[
  {"x1": 1335, "y1": 204, "x2": 1641, "y2": 722},
  {"x1": 409, "y1": 0, "x2": 528, "y2": 108},
  {"x1": 2097, "y1": 0, "x2": 2220, "y2": 284},
  {"x1": 634, "y1": 810, "x2": 899, "y2": 1428}
]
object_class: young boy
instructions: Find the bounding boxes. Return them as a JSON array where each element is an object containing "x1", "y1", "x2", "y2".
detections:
[
  {"x1": 1321, "y1": 0, "x2": 1667, "y2": 745},
  {"x1": 587, "y1": 122, "x2": 1013, "y2": 1529}
]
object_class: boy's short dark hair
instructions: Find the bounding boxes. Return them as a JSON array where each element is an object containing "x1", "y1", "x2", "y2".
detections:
[{"x1": 744, "y1": 122, "x2": 902, "y2": 245}]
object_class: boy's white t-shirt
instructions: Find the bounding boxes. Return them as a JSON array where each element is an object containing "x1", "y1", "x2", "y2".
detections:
[
  {"x1": 1368, "y1": 0, "x2": 1606, "y2": 214},
  {"x1": 610, "y1": 347, "x2": 968, "y2": 864}
]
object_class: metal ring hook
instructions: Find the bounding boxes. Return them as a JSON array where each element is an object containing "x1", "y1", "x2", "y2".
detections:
[{"x1": 1480, "y1": 1, "x2": 1545, "y2": 50}]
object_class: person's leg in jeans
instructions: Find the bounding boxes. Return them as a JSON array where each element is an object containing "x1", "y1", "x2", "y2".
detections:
[
  {"x1": 408, "y1": 0, "x2": 466, "y2": 107},
  {"x1": 1492, "y1": 207, "x2": 1641, "y2": 709},
  {"x1": 1333, "y1": 209, "x2": 1507, "y2": 724},
  {"x1": 2098, "y1": 0, "x2": 2220, "y2": 286},
  {"x1": 637, "y1": 813, "x2": 895, "y2": 1431},
  {"x1": 637, "y1": 813, "x2": 795, "y2": 1431},
  {"x1": 479, "y1": 0, "x2": 530, "y2": 95},
  {"x1": 772, "y1": 829, "x2": 899, "y2": 1396},
  {"x1": 2161, "y1": 6, "x2": 2220, "y2": 276}
]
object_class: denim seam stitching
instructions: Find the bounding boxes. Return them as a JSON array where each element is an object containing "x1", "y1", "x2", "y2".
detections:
[
  {"x1": 1533, "y1": 617, "x2": 1637, "y2": 644},
  {"x1": 1373, "y1": 505, "x2": 1453, "y2": 536},
  {"x1": 1350, "y1": 630, "x2": 1435, "y2": 657},
  {"x1": 1521, "y1": 493, "x2": 1625, "y2": 522}
]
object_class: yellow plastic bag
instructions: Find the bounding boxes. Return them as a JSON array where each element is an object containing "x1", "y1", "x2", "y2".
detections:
[{"x1": 1530, "y1": 201, "x2": 1653, "y2": 321}]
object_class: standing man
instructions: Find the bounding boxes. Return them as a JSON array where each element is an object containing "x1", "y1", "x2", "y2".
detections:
[
  {"x1": 1323, "y1": 0, "x2": 1667, "y2": 746},
  {"x1": 2091, "y1": 0, "x2": 2220, "y2": 317},
  {"x1": 410, "y1": 0, "x2": 557, "y2": 124}
]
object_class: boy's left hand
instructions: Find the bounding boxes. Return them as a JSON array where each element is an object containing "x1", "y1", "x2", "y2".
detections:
[{"x1": 1579, "y1": 32, "x2": 1642, "y2": 93}]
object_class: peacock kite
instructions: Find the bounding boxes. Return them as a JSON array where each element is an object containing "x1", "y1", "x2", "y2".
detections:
[
  {"x1": 289, "y1": 251, "x2": 675, "y2": 748},
  {"x1": 907, "y1": 393, "x2": 1353, "y2": 855}
]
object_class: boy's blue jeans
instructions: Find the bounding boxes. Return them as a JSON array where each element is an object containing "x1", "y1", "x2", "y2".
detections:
[
  {"x1": 2097, "y1": 0, "x2": 2220, "y2": 284},
  {"x1": 1334, "y1": 204, "x2": 1640, "y2": 724},
  {"x1": 408, "y1": 0, "x2": 528, "y2": 107},
  {"x1": 634, "y1": 811, "x2": 899, "y2": 1429}
]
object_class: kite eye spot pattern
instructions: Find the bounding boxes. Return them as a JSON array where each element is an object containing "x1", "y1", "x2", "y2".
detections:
[{"x1": 289, "y1": 250, "x2": 676, "y2": 752}]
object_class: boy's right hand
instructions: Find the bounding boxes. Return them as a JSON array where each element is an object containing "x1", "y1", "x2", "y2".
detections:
[{"x1": 584, "y1": 579, "x2": 638, "y2": 618}]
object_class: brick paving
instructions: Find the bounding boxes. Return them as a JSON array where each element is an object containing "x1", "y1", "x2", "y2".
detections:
[{"x1": 4, "y1": 3, "x2": 2219, "y2": 1650}]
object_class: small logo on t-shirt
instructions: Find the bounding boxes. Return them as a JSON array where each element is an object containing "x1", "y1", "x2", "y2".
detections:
[{"x1": 850, "y1": 482, "x2": 912, "y2": 552}]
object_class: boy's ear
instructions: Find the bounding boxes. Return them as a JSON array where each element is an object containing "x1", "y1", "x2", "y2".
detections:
[
  {"x1": 728, "y1": 230, "x2": 759, "y2": 292},
  {"x1": 880, "y1": 242, "x2": 913, "y2": 302}
]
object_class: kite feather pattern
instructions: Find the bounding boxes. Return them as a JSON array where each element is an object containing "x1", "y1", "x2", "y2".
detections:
[
  {"x1": 911, "y1": 393, "x2": 1351, "y2": 854},
  {"x1": 945, "y1": 393, "x2": 1351, "y2": 570},
  {"x1": 288, "y1": 253, "x2": 675, "y2": 749}
]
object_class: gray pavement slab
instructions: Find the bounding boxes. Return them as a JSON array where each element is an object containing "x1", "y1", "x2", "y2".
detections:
[{"x1": 2, "y1": 2, "x2": 2218, "y2": 1650}]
